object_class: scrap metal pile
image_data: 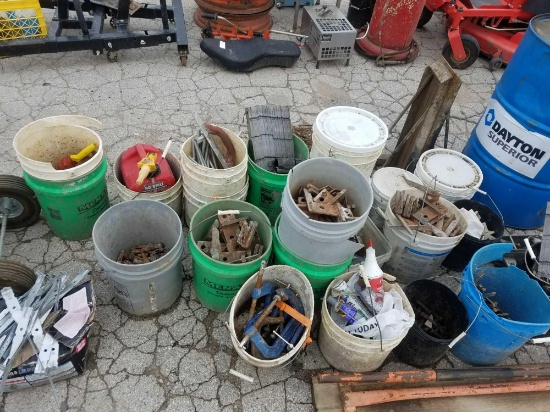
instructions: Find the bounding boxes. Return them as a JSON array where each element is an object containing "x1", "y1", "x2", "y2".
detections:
[
  {"x1": 392, "y1": 190, "x2": 463, "y2": 236},
  {"x1": 235, "y1": 263, "x2": 308, "y2": 360},
  {"x1": 190, "y1": 121, "x2": 236, "y2": 169},
  {"x1": 477, "y1": 283, "x2": 510, "y2": 319},
  {"x1": 411, "y1": 299, "x2": 452, "y2": 339},
  {"x1": 117, "y1": 243, "x2": 168, "y2": 264},
  {"x1": 0, "y1": 270, "x2": 93, "y2": 394},
  {"x1": 295, "y1": 183, "x2": 355, "y2": 222},
  {"x1": 198, "y1": 212, "x2": 264, "y2": 263}
]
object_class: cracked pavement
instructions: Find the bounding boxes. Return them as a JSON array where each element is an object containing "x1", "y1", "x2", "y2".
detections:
[{"x1": 1, "y1": 2, "x2": 549, "y2": 411}]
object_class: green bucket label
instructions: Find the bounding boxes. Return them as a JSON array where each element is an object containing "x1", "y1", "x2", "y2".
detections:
[
  {"x1": 78, "y1": 188, "x2": 108, "y2": 216},
  {"x1": 203, "y1": 278, "x2": 241, "y2": 292},
  {"x1": 260, "y1": 187, "x2": 276, "y2": 206}
]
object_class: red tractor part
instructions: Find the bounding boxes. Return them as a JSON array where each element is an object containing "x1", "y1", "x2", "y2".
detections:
[
  {"x1": 422, "y1": 0, "x2": 534, "y2": 69},
  {"x1": 355, "y1": 0, "x2": 425, "y2": 64}
]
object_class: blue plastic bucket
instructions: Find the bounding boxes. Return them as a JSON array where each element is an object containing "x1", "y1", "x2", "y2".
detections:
[
  {"x1": 463, "y1": 14, "x2": 550, "y2": 229},
  {"x1": 451, "y1": 243, "x2": 550, "y2": 366}
]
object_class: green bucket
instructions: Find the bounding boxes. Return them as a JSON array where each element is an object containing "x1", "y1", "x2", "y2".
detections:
[
  {"x1": 188, "y1": 199, "x2": 273, "y2": 312},
  {"x1": 24, "y1": 157, "x2": 109, "y2": 241},
  {"x1": 246, "y1": 135, "x2": 309, "y2": 226},
  {"x1": 273, "y1": 215, "x2": 351, "y2": 300}
]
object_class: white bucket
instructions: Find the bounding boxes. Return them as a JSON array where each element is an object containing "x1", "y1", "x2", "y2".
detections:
[
  {"x1": 180, "y1": 126, "x2": 248, "y2": 198},
  {"x1": 310, "y1": 106, "x2": 388, "y2": 177},
  {"x1": 414, "y1": 148, "x2": 483, "y2": 202},
  {"x1": 318, "y1": 272, "x2": 413, "y2": 372},
  {"x1": 13, "y1": 115, "x2": 104, "y2": 181},
  {"x1": 278, "y1": 157, "x2": 373, "y2": 265},
  {"x1": 113, "y1": 152, "x2": 183, "y2": 217},
  {"x1": 229, "y1": 265, "x2": 314, "y2": 368},
  {"x1": 183, "y1": 180, "x2": 249, "y2": 226},
  {"x1": 382, "y1": 189, "x2": 467, "y2": 283},
  {"x1": 369, "y1": 167, "x2": 422, "y2": 229}
]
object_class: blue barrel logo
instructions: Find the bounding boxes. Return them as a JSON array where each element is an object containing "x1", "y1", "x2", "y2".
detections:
[{"x1": 474, "y1": 99, "x2": 550, "y2": 179}]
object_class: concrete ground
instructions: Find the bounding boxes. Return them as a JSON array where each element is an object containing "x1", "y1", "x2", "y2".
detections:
[{"x1": 1, "y1": 2, "x2": 549, "y2": 411}]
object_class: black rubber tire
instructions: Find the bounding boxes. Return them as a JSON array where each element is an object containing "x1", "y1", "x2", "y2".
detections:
[
  {"x1": 417, "y1": 7, "x2": 433, "y2": 28},
  {"x1": 489, "y1": 56, "x2": 503, "y2": 71},
  {"x1": 442, "y1": 34, "x2": 480, "y2": 70},
  {"x1": 0, "y1": 260, "x2": 36, "y2": 295},
  {"x1": 0, "y1": 175, "x2": 41, "y2": 229}
]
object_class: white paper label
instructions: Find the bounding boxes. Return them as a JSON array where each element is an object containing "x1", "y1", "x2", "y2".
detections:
[
  {"x1": 475, "y1": 99, "x2": 550, "y2": 179},
  {"x1": 219, "y1": 41, "x2": 225, "y2": 49}
]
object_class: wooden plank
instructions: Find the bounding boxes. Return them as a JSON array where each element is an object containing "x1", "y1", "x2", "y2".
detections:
[
  {"x1": 387, "y1": 57, "x2": 462, "y2": 169},
  {"x1": 345, "y1": 380, "x2": 550, "y2": 411},
  {"x1": 359, "y1": 391, "x2": 550, "y2": 412}
]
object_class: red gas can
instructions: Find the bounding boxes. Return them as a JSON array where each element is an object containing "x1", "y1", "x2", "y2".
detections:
[
  {"x1": 120, "y1": 144, "x2": 176, "y2": 193},
  {"x1": 356, "y1": 0, "x2": 425, "y2": 63}
]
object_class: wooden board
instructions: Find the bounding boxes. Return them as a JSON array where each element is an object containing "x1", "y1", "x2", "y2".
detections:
[{"x1": 358, "y1": 392, "x2": 550, "y2": 412}]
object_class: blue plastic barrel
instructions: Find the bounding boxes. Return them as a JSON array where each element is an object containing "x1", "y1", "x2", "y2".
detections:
[
  {"x1": 451, "y1": 243, "x2": 550, "y2": 366},
  {"x1": 463, "y1": 15, "x2": 550, "y2": 229}
]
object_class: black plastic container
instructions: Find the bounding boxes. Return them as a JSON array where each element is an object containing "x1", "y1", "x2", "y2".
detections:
[
  {"x1": 442, "y1": 199, "x2": 504, "y2": 272},
  {"x1": 347, "y1": 0, "x2": 376, "y2": 29},
  {"x1": 394, "y1": 279, "x2": 469, "y2": 368}
]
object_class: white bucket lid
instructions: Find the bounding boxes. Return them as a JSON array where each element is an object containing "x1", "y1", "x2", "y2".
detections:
[
  {"x1": 314, "y1": 106, "x2": 388, "y2": 153},
  {"x1": 372, "y1": 167, "x2": 422, "y2": 203},
  {"x1": 416, "y1": 149, "x2": 483, "y2": 193}
]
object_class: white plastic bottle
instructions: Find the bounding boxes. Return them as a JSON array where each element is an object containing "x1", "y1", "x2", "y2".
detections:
[{"x1": 362, "y1": 239, "x2": 384, "y2": 294}]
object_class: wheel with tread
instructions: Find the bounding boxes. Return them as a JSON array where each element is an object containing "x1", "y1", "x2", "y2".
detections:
[
  {"x1": 107, "y1": 51, "x2": 118, "y2": 63},
  {"x1": 489, "y1": 56, "x2": 503, "y2": 71},
  {"x1": 0, "y1": 175, "x2": 41, "y2": 229},
  {"x1": 417, "y1": 7, "x2": 433, "y2": 28},
  {"x1": 442, "y1": 34, "x2": 480, "y2": 70},
  {"x1": 180, "y1": 55, "x2": 188, "y2": 67},
  {"x1": 0, "y1": 260, "x2": 36, "y2": 295}
]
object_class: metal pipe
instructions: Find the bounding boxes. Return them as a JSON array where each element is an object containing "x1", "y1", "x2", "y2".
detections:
[
  {"x1": 344, "y1": 380, "x2": 550, "y2": 409},
  {"x1": 0, "y1": 205, "x2": 9, "y2": 258},
  {"x1": 248, "y1": 260, "x2": 266, "y2": 321},
  {"x1": 318, "y1": 365, "x2": 550, "y2": 384},
  {"x1": 240, "y1": 295, "x2": 281, "y2": 348}
]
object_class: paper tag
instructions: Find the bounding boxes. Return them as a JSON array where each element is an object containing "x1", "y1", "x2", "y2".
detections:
[
  {"x1": 475, "y1": 99, "x2": 550, "y2": 179},
  {"x1": 220, "y1": 41, "x2": 226, "y2": 49}
]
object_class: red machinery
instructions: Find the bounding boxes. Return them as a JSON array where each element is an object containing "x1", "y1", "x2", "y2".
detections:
[
  {"x1": 355, "y1": 0, "x2": 425, "y2": 63},
  {"x1": 421, "y1": 0, "x2": 534, "y2": 70}
]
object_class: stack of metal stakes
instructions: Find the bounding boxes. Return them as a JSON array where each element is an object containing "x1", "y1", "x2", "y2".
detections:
[
  {"x1": 191, "y1": 114, "x2": 236, "y2": 169},
  {"x1": 191, "y1": 130, "x2": 228, "y2": 169},
  {"x1": 0, "y1": 270, "x2": 91, "y2": 395}
]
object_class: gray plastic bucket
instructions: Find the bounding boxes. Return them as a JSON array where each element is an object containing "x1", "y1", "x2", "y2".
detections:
[
  {"x1": 93, "y1": 200, "x2": 184, "y2": 316},
  {"x1": 278, "y1": 157, "x2": 373, "y2": 264}
]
